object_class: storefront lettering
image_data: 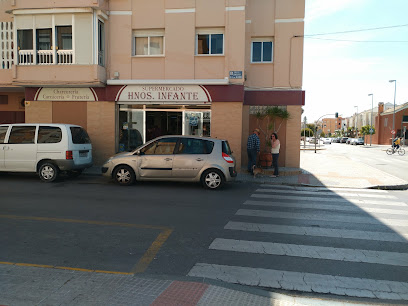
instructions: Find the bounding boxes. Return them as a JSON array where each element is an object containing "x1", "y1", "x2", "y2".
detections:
[
  {"x1": 119, "y1": 85, "x2": 211, "y2": 103},
  {"x1": 35, "y1": 88, "x2": 96, "y2": 101}
]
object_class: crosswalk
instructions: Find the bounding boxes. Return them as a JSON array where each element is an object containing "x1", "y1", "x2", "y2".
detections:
[{"x1": 188, "y1": 185, "x2": 408, "y2": 301}]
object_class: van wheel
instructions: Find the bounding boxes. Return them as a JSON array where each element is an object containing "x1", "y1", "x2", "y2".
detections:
[
  {"x1": 201, "y1": 169, "x2": 224, "y2": 190},
  {"x1": 113, "y1": 165, "x2": 135, "y2": 186},
  {"x1": 39, "y1": 163, "x2": 59, "y2": 182}
]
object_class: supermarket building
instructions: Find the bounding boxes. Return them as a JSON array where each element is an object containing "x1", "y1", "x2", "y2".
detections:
[{"x1": 0, "y1": 0, "x2": 305, "y2": 168}]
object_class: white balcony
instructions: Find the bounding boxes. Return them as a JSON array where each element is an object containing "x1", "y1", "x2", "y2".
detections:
[
  {"x1": 18, "y1": 50, "x2": 73, "y2": 65},
  {"x1": 18, "y1": 50, "x2": 34, "y2": 65}
]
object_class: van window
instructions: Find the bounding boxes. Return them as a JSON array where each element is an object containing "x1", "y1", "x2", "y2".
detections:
[
  {"x1": 70, "y1": 127, "x2": 91, "y2": 144},
  {"x1": 38, "y1": 126, "x2": 62, "y2": 144},
  {"x1": 0, "y1": 126, "x2": 8, "y2": 143},
  {"x1": 8, "y1": 126, "x2": 36, "y2": 144}
]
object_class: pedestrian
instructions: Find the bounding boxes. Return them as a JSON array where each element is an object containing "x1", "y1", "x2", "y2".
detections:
[
  {"x1": 270, "y1": 132, "x2": 280, "y2": 177},
  {"x1": 247, "y1": 128, "x2": 260, "y2": 174}
]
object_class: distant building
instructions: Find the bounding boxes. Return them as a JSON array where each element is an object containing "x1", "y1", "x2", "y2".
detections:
[{"x1": 373, "y1": 102, "x2": 408, "y2": 145}]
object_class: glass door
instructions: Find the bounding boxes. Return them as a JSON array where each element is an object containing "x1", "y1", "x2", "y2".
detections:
[{"x1": 119, "y1": 107, "x2": 144, "y2": 152}]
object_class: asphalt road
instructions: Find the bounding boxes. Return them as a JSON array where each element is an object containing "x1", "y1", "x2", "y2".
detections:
[
  {"x1": 1, "y1": 169, "x2": 408, "y2": 303},
  {"x1": 326, "y1": 143, "x2": 408, "y2": 182}
]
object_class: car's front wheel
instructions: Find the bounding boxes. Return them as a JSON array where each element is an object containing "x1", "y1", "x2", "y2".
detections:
[
  {"x1": 39, "y1": 162, "x2": 59, "y2": 182},
  {"x1": 201, "y1": 169, "x2": 225, "y2": 190},
  {"x1": 113, "y1": 165, "x2": 135, "y2": 186}
]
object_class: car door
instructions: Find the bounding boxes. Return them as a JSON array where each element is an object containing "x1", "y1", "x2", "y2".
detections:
[
  {"x1": 172, "y1": 138, "x2": 213, "y2": 178},
  {"x1": 0, "y1": 125, "x2": 10, "y2": 170},
  {"x1": 138, "y1": 137, "x2": 178, "y2": 179},
  {"x1": 5, "y1": 125, "x2": 38, "y2": 172}
]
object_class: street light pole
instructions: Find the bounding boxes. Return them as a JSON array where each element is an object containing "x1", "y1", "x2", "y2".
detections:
[
  {"x1": 368, "y1": 94, "x2": 373, "y2": 146},
  {"x1": 389, "y1": 80, "x2": 397, "y2": 145},
  {"x1": 354, "y1": 106, "x2": 358, "y2": 137}
]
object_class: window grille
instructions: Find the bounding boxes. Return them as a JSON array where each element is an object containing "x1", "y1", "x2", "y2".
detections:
[{"x1": 0, "y1": 22, "x2": 14, "y2": 69}]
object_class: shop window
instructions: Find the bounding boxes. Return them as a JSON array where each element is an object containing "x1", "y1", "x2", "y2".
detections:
[
  {"x1": 38, "y1": 126, "x2": 62, "y2": 144},
  {"x1": 251, "y1": 38, "x2": 273, "y2": 63},
  {"x1": 0, "y1": 126, "x2": 8, "y2": 143},
  {"x1": 8, "y1": 126, "x2": 36, "y2": 144},
  {"x1": 196, "y1": 29, "x2": 224, "y2": 55},
  {"x1": 133, "y1": 29, "x2": 164, "y2": 56}
]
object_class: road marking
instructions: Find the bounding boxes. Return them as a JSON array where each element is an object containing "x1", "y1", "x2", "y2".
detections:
[
  {"x1": 236, "y1": 209, "x2": 408, "y2": 227},
  {"x1": 260, "y1": 185, "x2": 388, "y2": 193},
  {"x1": 256, "y1": 188, "x2": 396, "y2": 199},
  {"x1": 0, "y1": 214, "x2": 173, "y2": 274},
  {"x1": 0, "y1": 261, "x2": 133, "y2": 275},
  {"x1": 209, "y1": 238, "x2": 408, "y2": 266},
  {"x1": 188, "y1": 263, "x2": 408, "y2": 300},
  {"x1": 251, "y1": 193, "x2": 408, "y2": 206},
  {"x1": 131, "y1": 228, "x2": 173, "y2": 273},
  {"x1": 225, "y1": 221, "x2": 408, "y2": 242},
  {"x1": 244, "y1": 200, "x2": 408, "y2": 216}
]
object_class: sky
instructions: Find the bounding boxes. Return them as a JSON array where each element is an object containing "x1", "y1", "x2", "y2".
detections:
[{"x1": 303, "y1": 0, "x2": 408, "y2": 122}]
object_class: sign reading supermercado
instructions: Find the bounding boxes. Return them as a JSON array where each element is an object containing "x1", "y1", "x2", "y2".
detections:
[
  {"x1": 116, "y1": 85, "x2": 212, "y2": 104},
  {"x1": 34, "y1": 88, "x2": 98, "y2": 101}
]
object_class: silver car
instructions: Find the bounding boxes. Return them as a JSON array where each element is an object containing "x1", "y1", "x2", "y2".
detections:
[{"x1": 102, "y1": 135, "x2": 237, "y2": 189}]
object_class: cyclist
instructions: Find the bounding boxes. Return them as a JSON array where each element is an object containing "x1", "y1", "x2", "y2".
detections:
[{"x1": 393, "y1": 137, "x2": 401, "y2": 150}]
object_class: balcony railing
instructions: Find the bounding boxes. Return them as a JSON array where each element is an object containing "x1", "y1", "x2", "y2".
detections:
[
  {"x1": 18, "y1": 50, "x2": 73, "y2": 65},
  {"x1": 37, "y1": 50, "x2": 53, "y2": 65},
  {"x1": 57, "y1": 50, "x2": 73, "y2": 64},
  {"x1": 18, "y1": 50, "x2": 34, "y2": 65}
]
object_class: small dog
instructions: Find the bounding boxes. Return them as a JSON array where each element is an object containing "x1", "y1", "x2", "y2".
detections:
[{"x1": 252, "y1": 165, "x2": 263, "y2": 178}]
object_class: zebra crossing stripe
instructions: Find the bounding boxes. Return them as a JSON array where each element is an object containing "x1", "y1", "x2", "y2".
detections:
[
  {"x1": 236, "y1": 209, "x2": 408, "y2": 227},
  {"x1": 244, "y1": 200, "x2": 408, "y2": 216},
  {"x1": 224, "y1": 221, "x2": 408, "y2": 242},
  {"x1": 187, "y1": 263, "x2": 408, "y2": 300},
  {"x1": 209, "y1": 238, "x2": 408, "y2": 266},
  {"x1": 256, "y1": 188, "x2": 396, "y2": 199},
  {"x1": 259, "y1": 185, "x2": 389, "y2": 193},
  {"x1": 251, "y1": 193, "x2": 407, "y2": 206}
]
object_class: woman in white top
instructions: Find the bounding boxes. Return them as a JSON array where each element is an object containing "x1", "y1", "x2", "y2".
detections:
[{"x1": 270, "y1": 133, "x2": 280, "y2": 177}]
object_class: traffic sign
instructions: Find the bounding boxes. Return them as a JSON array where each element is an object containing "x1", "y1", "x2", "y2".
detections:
[{"x1": 391, "y1": 130, "x2": 396, "y2": 135}]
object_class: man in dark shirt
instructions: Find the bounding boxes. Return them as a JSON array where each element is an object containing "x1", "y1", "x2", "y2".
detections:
[{"x1": 247, "y1": 128, "x2": 260, "y2": 174}]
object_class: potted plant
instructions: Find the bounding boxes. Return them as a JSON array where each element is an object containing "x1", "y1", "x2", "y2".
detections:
[{"x1": 255, "y1": 106, "x2": 290, "y2": 167}]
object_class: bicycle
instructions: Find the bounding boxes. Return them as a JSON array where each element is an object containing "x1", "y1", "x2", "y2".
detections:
[{"x1": 386, "y1": 146, "x2": 405, "y2": 156}]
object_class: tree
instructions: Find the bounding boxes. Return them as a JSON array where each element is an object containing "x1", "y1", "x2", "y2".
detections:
[
  {"x1": 256, "y1": 106, "x2": 291, "y2": 152},
  {"x1": 301, "y1": 128, "x2": 314, "y2": 137}
]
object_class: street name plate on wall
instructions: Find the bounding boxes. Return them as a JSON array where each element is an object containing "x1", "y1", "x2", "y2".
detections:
[
  {"x1": 34, "y1": 88, "x2": 98, "y2": 101},
  {"x1": 229, "y1": 71, "x2": 243, "y2": 79},
  {"x1": 116, "y1": 85, "x2": 212, "y2": 104}
]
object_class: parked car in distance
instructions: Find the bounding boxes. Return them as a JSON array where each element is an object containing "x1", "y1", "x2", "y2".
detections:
[
  {"x1": 308, "y1": 138, "x2": 319, "y2": 144},
  {"x1": 340, "y1": 137, "x2": 349, "y2": 143},
  {"x1": 332, "y1": 138, "x2": 341, "y2": 143},
  {"x1": 346, "y1": 138, "x2": 355, "y2": 144},
  {"x1": 322, "y1": 138, "x2": 332, "y2": 144},
  {"x1": 353, "y1": 137, "x2": 364, "y2": 145},
  {"x1": 0, "y1": 123, "x2": 93, "y2": 182},
  {"x1": 102, "y1": 135, "x2": 237, "y2": 190}
]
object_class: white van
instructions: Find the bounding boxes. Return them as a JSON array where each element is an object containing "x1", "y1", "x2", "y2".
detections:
[{"x1": 0, "y1": 123, "x2": 92, "y2": 182}]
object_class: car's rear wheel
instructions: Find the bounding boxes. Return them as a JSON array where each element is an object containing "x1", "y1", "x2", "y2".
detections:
[
  {"x1": 39, "y1": 162, "x2": 59, "y2": 182},
  {"x1": 201, "y1": 169, "x2": 225, "y2": 190},
  {"x1": 113, "y1": 165, "x2": 135, "y2": 186}
]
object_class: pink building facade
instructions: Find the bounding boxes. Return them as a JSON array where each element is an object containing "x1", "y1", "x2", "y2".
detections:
[{"x1": 0, "y1": 0, "x2": 305, "y2": 168}]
